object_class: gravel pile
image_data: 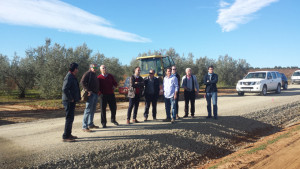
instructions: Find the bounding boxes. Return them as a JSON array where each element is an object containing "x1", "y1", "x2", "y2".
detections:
[{"x1": 24, "y1": 101, "x2": 300, "y2": 169}]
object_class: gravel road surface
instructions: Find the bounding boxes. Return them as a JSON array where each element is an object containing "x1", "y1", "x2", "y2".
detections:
[{"x1": 1, "y1": 85, "x2": 300, "y2": 169}]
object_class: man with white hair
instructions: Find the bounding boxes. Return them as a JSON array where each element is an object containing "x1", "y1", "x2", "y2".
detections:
[{"x1": 181, "y1": 68, "x2": 199, "y2": 118}]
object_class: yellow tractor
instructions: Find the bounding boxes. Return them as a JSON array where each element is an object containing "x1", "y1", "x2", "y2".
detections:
[{"x1": 119, "y1": 55, "x2": 175, "y2": 96}]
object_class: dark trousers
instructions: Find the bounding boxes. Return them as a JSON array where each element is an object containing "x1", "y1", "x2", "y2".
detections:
[
  {"x1": 99, "y1": 94, "x2": 117, "y2": 125},
  {"x1": 144, "y1": 94, "x2": 158, "y2": 119},
  {"x1": 206, "y1": 92, "x2": 218, "y2": 117},
  {"x1": 62, "y1": 101, "x2": 76, "y2": 139},
  {"x1": 175, "y1": 91, "x2": 179, "y2": 115},
  {"x1": 184, "y1": 91, "x2": 195, "y2": 116},
  {"x1": 127, "y1": 96, "x2": 140, "y2": 120}
]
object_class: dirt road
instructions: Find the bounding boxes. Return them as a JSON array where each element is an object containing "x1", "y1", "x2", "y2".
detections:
[{"x1": 0, "y1": 85, "x2": 300, "y2": 168}]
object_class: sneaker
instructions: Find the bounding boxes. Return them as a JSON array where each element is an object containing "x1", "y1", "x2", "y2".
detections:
[
  {"x1": 102, "y1": 124, "x2": 107, "y2": 128},
  {"x1": 162, "y1": 119, "x2": 171, "y2": 122},
  {"x1": 63, "y1": 138, "x2": 75, "y2": 142},
  {"x1": 82, "y1": 128, "x2": 92, "y2": 132},
  {"x1": 70, "y1": 135, "x2": 78, "y2": 139},
  {"x1": 127, "y1": 120, "x2": 130, "y2": 125},
  {"x1": 133, "y1": 119, "x2": 139, "y2": 123},
  {"x1": 112, "y1": 121, "x2": 119, "y2": 126},
  {"x1": 183, "y1": 115, "x2": 188, "y2": 118},
  {"x1": 171, "y1": 119, "x2": 175, "y2": 124},
  {"x1": 89, "y1": 125, "x2": 100, "y2": 129}
]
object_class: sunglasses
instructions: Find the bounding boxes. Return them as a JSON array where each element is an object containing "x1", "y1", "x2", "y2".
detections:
[{"x1": 172, "y1": 69, "x2": 176, "y2": 70}]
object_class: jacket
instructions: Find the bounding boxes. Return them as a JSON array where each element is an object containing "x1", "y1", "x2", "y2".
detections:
[
  {"x1": 127, "y1": 75, "x2": 144, "y2": 98},
  {"x1": 144, "y1": 76, "x2": 160, "y2": 99},
  {"x1": 181, "y1": 74, "x2": 199, "y2": 92},
  {"x1": 62, "y1": 72, "x2": 81, "y2": 102},
  {"x1": 203, "y1": 73, "x2": 218, "y2": 93},
  {"x1": 80, "y1": 71, "x2": 99, "y2": 93}
]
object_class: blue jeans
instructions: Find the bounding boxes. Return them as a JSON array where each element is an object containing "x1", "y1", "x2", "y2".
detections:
[
  {"x1": 206, "y1": 92, "x2": 218, "y2": 117},
  {"x1": 82, "y1": 92, "x2": 98, "y2": 129},
  {"x1": 165, "y1": 97, "x2": 176, "y2": 120}
]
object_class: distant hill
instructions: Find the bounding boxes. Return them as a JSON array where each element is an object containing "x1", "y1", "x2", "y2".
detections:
[{"x1": 249, "y1": 68, "x2": 299, "y2": 79}]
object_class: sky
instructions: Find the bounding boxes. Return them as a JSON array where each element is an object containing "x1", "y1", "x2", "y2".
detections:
[{"x1": 0, "y1": 0, "x2": 299, "y2": 68}]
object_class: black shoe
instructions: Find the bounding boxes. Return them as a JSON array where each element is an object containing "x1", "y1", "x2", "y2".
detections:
[
  {"x1": 163, "y1": 119, "x2": 171, "y2": 122},
  {"x1": 102, "y1": 124, "x2": 107, "y2": 128},
  {"x1": 206, "y1": 116, "x2": 212, "y2": 119},
  {"x1": 183, "y1": 115, "x2": 188, "y2": 118},
  {"x1": 191, "y1": 115, "x2": 195, "y2": 118},
  {"x1": 89, "y1": 125, "x2": 100, "y2": 129},
  {"x1": 112, "y1": 121, "x2": 119, "y2": 126},
  {"x1": 153, "y1": 117, "x2": 157, "y2": 120},
  {"x1": 214, "y1": 116, "x2": 218, "y2": 120},
  {"x1": 70, "y1": 135, "x2": 78, "y2": 139}
]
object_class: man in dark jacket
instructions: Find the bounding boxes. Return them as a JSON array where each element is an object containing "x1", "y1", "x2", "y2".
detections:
[
  {"x1": 80, "y1": 64, "x2": 100, "y2": 132},
  {"x1": 143, "y1": 69, "x2": 160, "y2": 121},
  {"x1": 62, "y1": 62, "x2": 80, "y2": 142},
  {"x1": 127, "y1": 66, "x2": 144, "y2": 124},
  {"x1": 203, "y1": 66, "x2": 219, "y2": 119},
  {"x1": 98, "y1": 65, "x2": 119, "y2": 128},
  {"x1": 171, "y1": 66, "x2": 180, "y2": 119}
]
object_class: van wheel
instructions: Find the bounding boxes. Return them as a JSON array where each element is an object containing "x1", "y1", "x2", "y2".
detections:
[
  {"x1": 261, "y1": 85, "x2": 267, "y2": 96},
  {"x1": 276, "y1": 84, "x2": 281, "y2": 94},
  {"x1": 238, "y1": 92, "x2": 244, "y2": 96},
  {"x1": 283, "y1": 83, "x2": 288, "y2": 90}
]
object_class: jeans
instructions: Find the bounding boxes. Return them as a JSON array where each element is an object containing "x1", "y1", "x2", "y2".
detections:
[
  {"x1": 165, "y1": 97, "x2": 176, "y2": 120},
  {"x1": 184, "y1": 91, "x2": 195, "y2": 116},
  {"x1": 144, "y1": 94, "x2": 158, "y2": 119},
  {"x1": 62, "y1": 101, "x2": 76, "y2": 139},
  {"x1": 99, "y1": 94, "x2": 117, "y2": 125},
  {"x1": 127, "y1": 96, "x2": 140, "y2": 120},
  {"x1": 175, "y1": 91, "x2": 179, "y2": 115},
  {"x1": 82, "y1": 92, "x2": 98, "y2": 129},
  {"x1": 206, "y1": 92, "x2": 218, "y2": 118}
]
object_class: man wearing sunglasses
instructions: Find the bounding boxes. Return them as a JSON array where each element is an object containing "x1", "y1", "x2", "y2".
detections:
[
  {"x1": 143, "y1": 69, "x2": 160, "y2": 121},
  {"x1": 80, "y1": 64, "x2": 100, "y2": 132}
]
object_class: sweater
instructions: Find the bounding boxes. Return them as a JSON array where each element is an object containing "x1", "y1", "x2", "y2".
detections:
[{"x1": 97, "y1": 73, "x2": 118, "y2": 95}]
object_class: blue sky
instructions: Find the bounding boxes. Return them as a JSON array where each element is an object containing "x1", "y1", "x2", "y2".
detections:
[{"x1": 0, "y1": 0, "x2": 299, "y2": 67}]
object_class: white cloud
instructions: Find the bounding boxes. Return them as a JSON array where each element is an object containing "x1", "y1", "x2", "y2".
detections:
[
  {"x1": 216, "y1": 0, "x2": 279, "y2": 32},
  {"x1": 0, "y1": 0, "x2": 151, "y2": 42}
]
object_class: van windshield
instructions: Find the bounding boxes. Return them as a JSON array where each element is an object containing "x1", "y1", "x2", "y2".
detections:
[
  {"x1": 293, "y1": 72, "x2": 300, "y2": 76},
  {"x1": 245, "y1": 72, "x2": 266, "y2": 79}
]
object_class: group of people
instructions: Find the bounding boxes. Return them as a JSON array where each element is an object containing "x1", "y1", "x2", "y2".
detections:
[{"x1": 61, "y1": 63, "x2": 218, "y2": 142}]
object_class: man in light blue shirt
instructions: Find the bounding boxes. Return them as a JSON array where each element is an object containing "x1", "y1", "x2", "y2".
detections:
[{"x1": 163, "y1": 67, "x2": 178, "y2": 123}]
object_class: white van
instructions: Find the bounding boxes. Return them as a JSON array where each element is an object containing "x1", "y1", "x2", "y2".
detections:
[
  {"x1": 236, "y1": 71, "x2": 282, "y2": 96},
  {"x1": 291, "y1": 70, "x2": 300, "y2": 84}
]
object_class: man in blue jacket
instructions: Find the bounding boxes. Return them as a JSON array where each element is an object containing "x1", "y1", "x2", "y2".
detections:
[
  {"x1": 62, "y1": 63, "x2": 81, "y2": 142},
  {"x1": 203, "y1": 66, "x2": 219, "y2": 119}
]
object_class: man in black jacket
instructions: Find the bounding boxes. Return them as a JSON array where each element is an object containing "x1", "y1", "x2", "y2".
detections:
[
  {"x1": 62, "y1": 63, "x2": 80, "y2": 142},
  {"x1": 203, "y1": 66, "x2": 219, "y2": 119},
  {"x1": 143, "y1": 69, "x2": 160, "y2": 121}
]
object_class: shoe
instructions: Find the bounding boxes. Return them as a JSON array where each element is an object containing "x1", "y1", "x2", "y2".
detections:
[
  {"x1": 133, "y1": 119, "x2": 139, "y2": 123},
  {"x1": 214, "y1": 116, "x2": 218, "y2": 120},
  {"x1": 89, "y1": 125, "x2": 100, "y2": 129},
  {"x1": 144, "y1": 118, "x2": 148, "y2": 122},
  {"x1": 176, "y1": 115, "x2": 180, "y2": 119},
  {"x1": 153, "y1": 117, "x2": 157, "y2": 120},
  {"x1": 112, "y1": 121, "x2": 119, "y2": 126},
  {"x1": 127, "y1": 120, "x2": 130, "y2": 125},
  {"x1": 102, "y1": 124, "x2": 107, "y2": 128},
  {"x1": 163, "y1": 119, "x2": 171, "y2": 122},
  {"x1": 183, "y1": 115, "x2": 188, "y2": 118},
  {"x1": 82, "y1": 128, "x2": 92, "y2": 132},
  {"x1": 63, "y1": 138, "x2": 75, "y2": 142},
  {"x1": 70, "y1": 135, "x2": 78, "y2": 139},
  {"x1": 191, "y1": 115, "x2": 195, "y2": 118},
  {"x1": 206, "y1": 116, "x2": 212, "y2": 119},
  {"x1": 171, "y1": 119, "x2": 175, "y2": 124}
]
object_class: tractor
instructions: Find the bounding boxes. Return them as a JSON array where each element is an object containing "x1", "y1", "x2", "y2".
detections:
[{"x1": 119, "y1": 55, "x2": 175, "y2": 96}]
